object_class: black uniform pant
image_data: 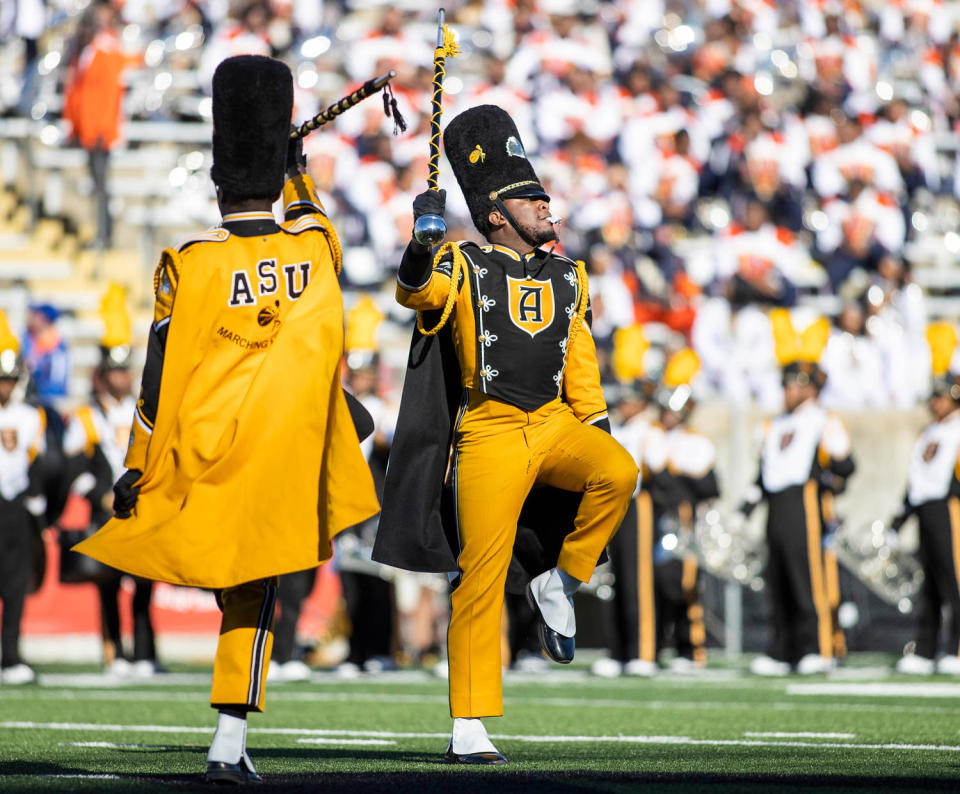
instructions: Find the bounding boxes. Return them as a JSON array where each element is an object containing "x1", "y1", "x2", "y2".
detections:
[
  {"x1": 271, "y1": 568, "x2": 317, "y2": 664},
  {"x1": 88, "y1": 144, "x2": 111, "y2": 248},
  {"x1": 655, "y1": 556, "x2": 705, "y2": 662},
  {"x1": 0, "y1": 498, "x2": 33, "y2": 669},
  {"x1": 602, "y1": 493, "x2": 657, "y2": 662},
  {"x1": 765, "y1": 484, "x2": 833, "y2": 664},
  {"x1": 97, "y1": 576, "x2": 156, "y2": 662},
  {"x1": 340, "y1": 570, "x2": 392, "y2": 666},
  {"x1": 914, "y1": 499, "x2": 960, "y2": 660}
]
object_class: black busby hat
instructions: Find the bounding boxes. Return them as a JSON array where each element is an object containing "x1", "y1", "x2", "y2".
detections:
[
  {"x1": 782, "y1": 360, "x2": 826, "y2": 390},
  {"x1": 211, "y1": 55, "x2": 293, "y2": 200},
  {"x1": 443, "y1": 104, "x2": 549, "y2": 233}
]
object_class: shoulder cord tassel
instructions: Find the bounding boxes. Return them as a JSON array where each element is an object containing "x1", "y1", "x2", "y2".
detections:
[
  {"x1": 566, "y1": 260, "x2": 589, "y2": 347},
  {"x1": 416, "y1": 241, "x2": 467, "y2": 336}
]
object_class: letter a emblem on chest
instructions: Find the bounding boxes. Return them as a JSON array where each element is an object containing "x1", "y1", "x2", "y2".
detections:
[{"x1": 507, "y1": 275, "x2": 555, "y2": 338}]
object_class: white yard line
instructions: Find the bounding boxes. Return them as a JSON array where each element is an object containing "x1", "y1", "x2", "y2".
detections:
[
  {"x1": 36, "y1": 775, "x2": 122, "y2": 780},
  {"x1": 38, "y1": 673, "x2": 211, "y2": 688},
  {"x1": 60, "y1": 741, "x2": 173, "y2": 749},
  {"x1": 4, "y1": 689, "x2": 959, "y2": 715},
  {"x1": 295, "y1": 738, "x2": 397, "y2": 746},
  {"x1": 5, "y1": 722, "x2": 960, "y2": 753},
  {"x1": 787, "y1": 682, "x2": 960, "y2": 698},
  {"x1": 743, "y1": 732, "x2": 855, "y2": 739}
]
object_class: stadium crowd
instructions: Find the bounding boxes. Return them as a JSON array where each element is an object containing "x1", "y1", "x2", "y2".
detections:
[{"x1": 3, "y1": 0, "x2": 960, "y2": 411}]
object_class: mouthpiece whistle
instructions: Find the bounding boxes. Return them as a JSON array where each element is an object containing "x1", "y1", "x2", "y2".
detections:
[{"x1": 546, "y1": 215, "x2": 564, "y2": 225}]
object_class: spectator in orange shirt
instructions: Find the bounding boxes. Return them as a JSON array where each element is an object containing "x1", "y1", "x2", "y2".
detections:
[{"x1": 62, "y1": 1, "x2": 132, "y2": 250}]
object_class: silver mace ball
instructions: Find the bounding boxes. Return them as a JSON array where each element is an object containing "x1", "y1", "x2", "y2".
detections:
[{"x1": 413, "y1": 213, "x2": 447, "y2": 246}]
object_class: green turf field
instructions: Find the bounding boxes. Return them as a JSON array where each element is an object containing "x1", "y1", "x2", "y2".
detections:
[{"x1": 1, "y1": 654, "x2": 959, "y2": 793}]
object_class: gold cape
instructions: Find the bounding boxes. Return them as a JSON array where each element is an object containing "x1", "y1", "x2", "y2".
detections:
[{"x1": 76, "y1": 216, "x2": 379, "y2": 589}]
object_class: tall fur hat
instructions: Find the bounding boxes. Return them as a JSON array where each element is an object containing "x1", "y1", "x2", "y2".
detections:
[
  {"x1": 211, "y1": 55, "x2": 293, "y2": 199},
  {"x1": 443, "y1": 105, "x2": 548, "y2": 233}
]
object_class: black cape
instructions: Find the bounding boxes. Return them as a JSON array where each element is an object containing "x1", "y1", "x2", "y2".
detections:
[{"x1": 372, "y1": 311, "x2": 587, "y2": 594}]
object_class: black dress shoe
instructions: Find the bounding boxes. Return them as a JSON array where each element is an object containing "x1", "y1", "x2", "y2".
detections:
[
  {"x1": 204, "y1": 756, "x2": 262, "y2": 785},
  {"x1": 444, "y1": 743, "x2": 508, "y2": 766},
  {"x1": 526, "y1": 586, "x2": 575, "y2": 664}
]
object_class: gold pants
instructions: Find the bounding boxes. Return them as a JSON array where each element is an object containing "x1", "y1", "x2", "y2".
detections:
[
  {"x1": 449, "y1": 392, "x2": 638, "y2": 717},
  {"x1": 210, "y1": 578, "x2": 278, "y2": 712}
]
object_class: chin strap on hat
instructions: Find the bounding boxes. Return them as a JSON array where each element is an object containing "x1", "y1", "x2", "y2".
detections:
[{"x1": 494, "y1": 197, "x2": 543, "y2": 251}]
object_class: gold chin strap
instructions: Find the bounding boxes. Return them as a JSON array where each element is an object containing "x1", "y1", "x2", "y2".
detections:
[
  {"x1": 566, "y1": 259, "x2": 589, "y2": 347},
  {"x1": 416, "y1": 242, "x2": 467, "y2": 336}
]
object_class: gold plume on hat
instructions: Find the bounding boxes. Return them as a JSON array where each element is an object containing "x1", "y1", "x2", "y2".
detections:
[
  {"x1": 345, "y1": 294, "x2": 384, "y2": 354},
  {"x1": 770, "y1": 308, "x2": 829, "y2": 366},
  {"x1": 612, "y1": 324, "x2": 649, "y2": 383},
  {"x1": 663, "y1": 348, "x2": 700, "y2": 388},
  {"x1": 0, "y1": 309, "x2": 19, "y2": 355},
  {"x1": 926, "y1": 322, "x2": 957, "y2": 378},
  {"x1": 99, "y1": 283, "x2": 131, "y2": 348}
]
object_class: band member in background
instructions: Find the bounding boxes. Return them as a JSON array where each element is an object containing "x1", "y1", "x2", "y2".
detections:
[
  {"x1": 746, "y1": 355, "x2": 855, "y2": 676},
  {"x1": 62, "y1": 286, "x2": 158, "y2": 676},
  {"x1": 333, "y1": 296, "x2": 396, "y2": 675},
  {"x1": 592, "y1": 377, "x2": 657, "y2": 678},
  {"x1": 644, "y1": 354, "x2": 718, "y2": 673},
  {"x1": 375, "y1": 105, "x2": 637, "y2": 764},
  {"x1": 74, "y1": 55, "x2": 378, "y2": 782},
  {"x1": 892, "y1": 373, "x2": 960, "y2": 676},
  {"x1": 0, "y1": 311, "x2": 47, "y2": 685}
]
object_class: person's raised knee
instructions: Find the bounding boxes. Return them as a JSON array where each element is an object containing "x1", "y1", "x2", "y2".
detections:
[{"x1": 604, "y1": 447, "x2": 639, "y2": 497}]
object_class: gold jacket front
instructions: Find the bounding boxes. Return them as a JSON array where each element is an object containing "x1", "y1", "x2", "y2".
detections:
[{"x1": 76, "y1": 175, "x2": 379, "y2": 588}]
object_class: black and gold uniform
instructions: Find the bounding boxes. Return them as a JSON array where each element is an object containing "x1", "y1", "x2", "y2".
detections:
[
  {"x1": 644, "y1": 390, "x2": 718, "y2": 670},
  {"x1": 750, "y1": 362, "x2": 854, "y2": 673},
  {"x1": 893, "y1": 375, "x2": 960, "y2": 672},
  {"x1": 0, "y1": 319, "x2": 46, "y2": 683},
  {"x1": 375, "y1": 106, "x2": 637, "y2": 729}
]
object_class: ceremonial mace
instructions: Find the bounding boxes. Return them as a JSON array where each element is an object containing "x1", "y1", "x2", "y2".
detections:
[
  {"x1": 290, "y1": 70, "x2": 404, "y2": 139},
  {"x1": 412, "y1": 8, "x2": 460, "y2": 246}
]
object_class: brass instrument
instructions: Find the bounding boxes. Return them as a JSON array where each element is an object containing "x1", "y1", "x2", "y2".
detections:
[
  {"x1": 832, "y1": 519, "x2": 923, "y2": 614},
  {"x1": 661, "y1": 506, "x2": 767, "y2": 591}
]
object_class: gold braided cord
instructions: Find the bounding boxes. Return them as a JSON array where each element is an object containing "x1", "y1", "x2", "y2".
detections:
[
  {"x1": 416, "y1": 241, "x2": 466, "y2": 336},
  {"x1": 313, "y1": 212, "x2": 343, "y2": 276},
  {"x1": 566, "y1": 260, "x2": 589, "y2": 347},
  {"x1": 427, "y1": 25, "x2": 460, "y2": 191}
]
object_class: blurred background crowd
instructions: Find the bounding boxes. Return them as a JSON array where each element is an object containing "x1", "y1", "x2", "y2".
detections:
[{"x1": 2, "y1": 0, "x2": 960, "y2": 677}]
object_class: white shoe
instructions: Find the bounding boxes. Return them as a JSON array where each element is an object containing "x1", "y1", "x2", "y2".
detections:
[
  {"x1": 333, "y1": 661, "x2": 361, "y2": 679},
  {"x1": 363, "y1": 656, "x2": 397, "y2": 673},
  {"x1": 668, "y1": 656, "x2": 698, "y2": 674},
  {"x1": 1, "y1": 663, "x2": 36, "y2": 685},
  {"x1": 936, "y1": 655, "x2": 960, "y2": 675},
  {"x1": 749, "y1": 655, "x2": 791, "y2": 676},
  {"x1": 280, "y1": 659, "x2": 312, "y2": 681},
  {"x1": 432, "y1": 659, "x2": 449, "y2": 679},
  {"x1": 527, "y1": 568, "x2": 576, "y2": 637},
  {"x1": 623, "y1": 659, "x2": 658, "y2": 677},
  {"x1": 451, "y1": 717, "x2": 499, "y2": 755},
  {"x1": 512, "y1": 652, "x2": 550, "y2": 674},
  {"x1": 590, "y1": 657, "x2": 623, "y2": 678},
  {"x1": 795, "y1": 654, "x2": 832, "y2": 675},
  {"x1": 131, "y1": 660, "x2": 159, "y2": 678},
  {"x1": 896, "y1": 653, "x2": 935, "y2": 675},
  {"x1": 105, "y1": 657, "x2": 132, "y2": 678}
]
